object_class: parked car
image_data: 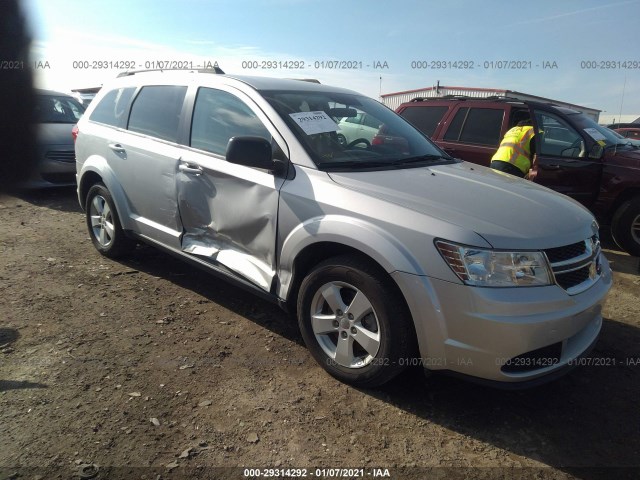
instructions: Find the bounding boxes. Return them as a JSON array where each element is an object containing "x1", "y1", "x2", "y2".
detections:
[
  {"x1": 23, "y1": 89, "x2": 85, "y2": 188},
  {"x1": 611, "y1": 129, "x2": 640, "y2": 147},
  {"x1": 75, "y1": 71, "x2": 611, "y2": 388},
  {"x1": 396, "y1": 97, "x2": 640, "y2": 256},
  {"x1": 336, "y1": 111, "x2": 382, "y2": 147},
  {"x1": 611, "y1": 127, "x2": 640, "y2": 140}
]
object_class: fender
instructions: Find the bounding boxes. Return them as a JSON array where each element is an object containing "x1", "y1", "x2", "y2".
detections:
[
  {"x1": 78, "y1": 155, "x2": 135, "y2": 232},
  {"x1": 277, "y1": 214, "x2": 425, "y2": 300}
]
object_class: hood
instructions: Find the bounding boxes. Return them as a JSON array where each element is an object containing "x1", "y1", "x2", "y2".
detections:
[
  {"x1": 328, "y1": 162, "x2": 597, "y2": 250},
  {"x1": 604, "y1": 145, "x2": 640, "y2": 169},
  {"x1": 37, "y1": 123, "x2": 76, "y2": 146}
]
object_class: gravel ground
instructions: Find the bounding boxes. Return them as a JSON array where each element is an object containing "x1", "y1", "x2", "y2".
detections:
[{"x1": 1, "y1": 187, "x2": 639, "y2": 480}]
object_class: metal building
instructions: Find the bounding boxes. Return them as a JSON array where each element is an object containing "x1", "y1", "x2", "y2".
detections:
[{"x1": 381, "y1": 85, "x2": 602, "y2": 122}]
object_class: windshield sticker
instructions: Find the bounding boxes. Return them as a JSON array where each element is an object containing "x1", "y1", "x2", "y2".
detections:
[
  {"x1": 289, "y1": 111, "x2": 338, "y2": 135},
  {"x1": 583, "y1": 128, "x2": 607, "y2": 141}
]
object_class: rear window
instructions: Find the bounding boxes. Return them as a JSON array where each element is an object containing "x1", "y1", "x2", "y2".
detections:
[
  {"x1": 399, "y1": 105, "x2": 448, "y2": 137},
  {"x1": 36, "y1": 95, "x2": 85, "y2": 123},
  {"x1": 127, "y1": 86, "x2": 187, "y2": 142},
  {"x1": 89, "y1": 87, "x2": 136, "y2": 127}
]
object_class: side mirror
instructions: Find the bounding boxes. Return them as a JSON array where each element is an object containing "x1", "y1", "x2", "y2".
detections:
[
  {"x1": 226, "y1": 136, "x2": 286, "y2": 174},
  {"x1": 588, "y1": 143, "x2": 604, "y2": 160}
]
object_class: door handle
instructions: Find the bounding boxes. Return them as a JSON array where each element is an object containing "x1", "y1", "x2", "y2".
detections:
[
  {"x1": 540, "y1": 164, "x2": 561, "y2": 170},
  {"x1": 179, "y1": 164, "x2": 203, "y2": 175},
  {"x1": 108, "y1": 143, "x2": 125, "y2": 153}
]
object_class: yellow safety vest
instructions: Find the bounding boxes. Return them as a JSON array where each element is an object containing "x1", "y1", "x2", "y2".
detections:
[{"x1": 491, "y1": 126, "x2": 534, "y2": 175}]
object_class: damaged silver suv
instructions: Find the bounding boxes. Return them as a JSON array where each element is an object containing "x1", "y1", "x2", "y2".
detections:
[{"x1": 75, "y1": 69, "x2": 611, "y2": 388}]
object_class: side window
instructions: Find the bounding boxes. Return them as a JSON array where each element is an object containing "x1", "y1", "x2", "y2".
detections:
[
  {"x1": 534, "y1": 111, "x2": 585, "y2": 158},
  {"x1": 399, "y1": 106, "x2": 448, "y2": 137},
  {"x1": 190, "y1": 88, "x2": 271, "y2": 156},
  {"x1": 443, "y1": 107, "x2": 468, "y2": 141},
  {"x1": 452, "y1": 108, "x2": 504, "y2": 145},
  {"x1": 127, "y1": 86, "x2": 187, "y2": 142},
  {"x1": 89, "y1": 87, "x2": 136, "y2": 127}
]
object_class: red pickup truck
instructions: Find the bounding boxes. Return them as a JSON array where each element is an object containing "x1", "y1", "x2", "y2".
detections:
[{"x1": 393, "y1": 97, "x2": 640, "y2": 256}]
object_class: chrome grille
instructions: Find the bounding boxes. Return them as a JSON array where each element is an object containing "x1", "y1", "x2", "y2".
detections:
[
  {"x1": 45, "y1": 150, "x2": 75, "y2": 162},
  {"x1": 544, "y1": 235, "x2": 601, "y2": 295}
]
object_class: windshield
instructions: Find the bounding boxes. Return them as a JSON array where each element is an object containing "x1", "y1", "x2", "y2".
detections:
[
  {"x1": 568, "y1": 112, "x2": 630, "y2": 147},
  {"x1": 36, "y1": 94, "x2": 85, "y2": 123},
  {"x1": 261, "y1": 90, "x2": 453, "y2": 170}
]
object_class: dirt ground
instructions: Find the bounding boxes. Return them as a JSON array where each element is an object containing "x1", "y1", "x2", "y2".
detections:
[{"x1": 1, "y1": 187, "x2": 639, "y2": 480}]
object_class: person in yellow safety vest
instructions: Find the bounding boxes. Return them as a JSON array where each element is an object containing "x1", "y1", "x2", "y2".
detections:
[{"x1": 490, "y1": 119, "x2": 536, "y2": 178}]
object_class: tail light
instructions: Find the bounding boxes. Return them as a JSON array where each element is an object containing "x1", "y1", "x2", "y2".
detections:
[{"x1": 72, "y1": 124, "x2": 79, "y2": 143}]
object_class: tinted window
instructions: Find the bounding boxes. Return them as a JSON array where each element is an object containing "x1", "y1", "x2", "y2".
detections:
[
  {"x1": 458, "y1": 108, "x2": 503, "y2": 145},
  {"x1": 535, "y1": 111, "x2": 584, "y2": 158},
  {"x1": 89, "y1": 87, "x2": 135, "y2": 127},
  {"x1": 443, "y1": 107, "x2": 468, "y2": 141},
  {"x1": 399, "y1": 106, "x2": 448, "y2": 137},
  {"x1": 128, "y1": 86, "x2": 187, "y2": 142},
  {"x1": 190, "y1": 88, "x2": 271, "y2": 156},
  {"x1": 36, "y1": 95, "x2": 85, "y2": 123}
]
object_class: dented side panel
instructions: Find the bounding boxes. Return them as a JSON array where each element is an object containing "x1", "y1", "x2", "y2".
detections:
[{"x1": 176, "y1": 154, "x2": 283, "y2": 290}]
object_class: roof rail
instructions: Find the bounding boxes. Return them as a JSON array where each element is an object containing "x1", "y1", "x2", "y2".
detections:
[
  {"x1": 483, "y1": 95, "x2": 523, "y2": 102},
  {"x1": 117, "y1": 66, "x2": 225, "y2": 77},
  {"x1": 285, "y1": 78, "x2": 321, "y2": 84},
  {"x1": 410, "y1": 94, "x2": 470, "y2": 102}
]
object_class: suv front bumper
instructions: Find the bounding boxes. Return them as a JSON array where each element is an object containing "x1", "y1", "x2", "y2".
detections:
[{"x1": 392, "y1": 252, "x2": 612, "y2": 385}]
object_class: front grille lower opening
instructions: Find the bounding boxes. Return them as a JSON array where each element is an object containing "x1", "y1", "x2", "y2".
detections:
[{"x1": 555, "y1": 266, "x2": 591, "y2": 290}]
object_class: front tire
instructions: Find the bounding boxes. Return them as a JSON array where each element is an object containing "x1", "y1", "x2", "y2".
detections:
[
  {"x1": 85, "y1": 183, "x2": 135, "y2": 258},
  {"x1": 611, "y1": 197, "x2": 640, "y2": 257},
  {"x1": 297, "y1": 255, "x2": 416, "y2": 387}
]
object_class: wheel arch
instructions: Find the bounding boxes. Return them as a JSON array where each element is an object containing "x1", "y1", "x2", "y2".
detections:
[
  {"x1": 607, "y1": 187, "x2": 640, "y2": 223},
  {"x1": 278, "y1": 217, "x2": 422, "y2": 356},
  {"x1": 78, "y1": 157, "x2": 133, "y2": 230}
]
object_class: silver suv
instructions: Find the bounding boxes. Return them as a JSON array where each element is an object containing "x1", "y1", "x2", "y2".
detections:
[{"x1": 75, "y1": 70, "x2": 611, "y2": 388}]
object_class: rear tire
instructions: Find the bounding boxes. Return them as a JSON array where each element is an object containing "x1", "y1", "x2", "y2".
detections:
[
  {"x1": 611, "y1": 197, "x2": 640, "y2": 257},
  {"x1": 297, "y1": 255, "x2": 416, "y2": 387},
  {"x1": 85, "y1": 183, "x2": 135, "y2": 259}
]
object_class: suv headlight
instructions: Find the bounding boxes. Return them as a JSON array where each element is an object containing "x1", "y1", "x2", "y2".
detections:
[{"x1": 435, "y1": 240, "x2": 552, "y2": 287}]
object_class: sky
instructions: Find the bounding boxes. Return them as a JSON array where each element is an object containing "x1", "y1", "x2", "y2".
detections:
[{"x1": 22, "y1": 0, "x2": 640, "y2": 122}]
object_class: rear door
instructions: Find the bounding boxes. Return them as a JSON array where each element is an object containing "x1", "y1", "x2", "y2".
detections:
[
  {"x1": 175, "y1": 86, "x2": 288, "y2": 291},
  {"x1": 531, "y1": 108, "x2": 602, "y2": 207},
  {"x1": 434, "y1": 104, "x2": 505, "y2": 166},
  {"x1": 110, "y1": 85, "x2": 189, "y2": 249}
]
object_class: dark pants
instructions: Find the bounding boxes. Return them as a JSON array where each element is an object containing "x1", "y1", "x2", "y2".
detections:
[{"x1": 490, "y1": 160, "x2": 526, "y2": 178}]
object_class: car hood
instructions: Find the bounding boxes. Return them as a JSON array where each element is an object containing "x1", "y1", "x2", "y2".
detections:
[
  {"x1": 37, "y1": 122, "x2": 76, "y2": 145},
  {"x1": 605, "y1": 146, "x2": 640, "y2": 168},
  {"x1": 328, "y1": 162, "x2": 597, "y2": 250}
]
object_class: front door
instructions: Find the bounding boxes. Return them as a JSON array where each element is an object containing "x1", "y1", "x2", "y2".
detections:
[
  {"x1": 531, "y1": 109, "x2": 602, "y2": 208},
  {"x1": 176, "y1": 86, "x2": 288, "y2": 291}
]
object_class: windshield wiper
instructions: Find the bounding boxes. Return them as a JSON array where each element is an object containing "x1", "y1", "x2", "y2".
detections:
[
  {"x1": 316, "y1": 160, "x2": 392, "y2": 170},
  {"x1": 390, "y1": 154, "x2": 450, "y2": 166}
]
